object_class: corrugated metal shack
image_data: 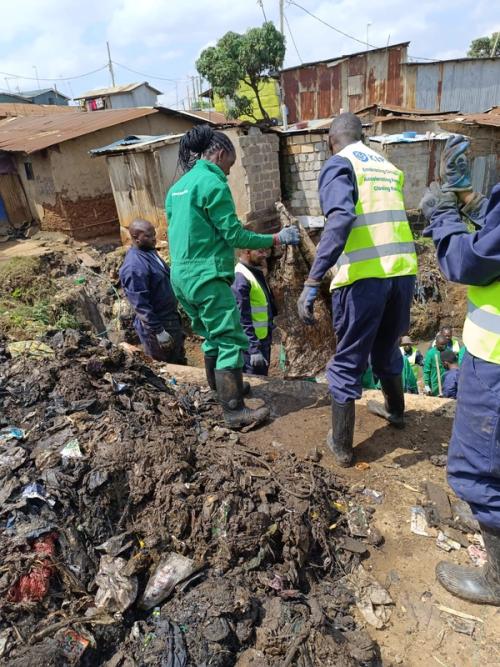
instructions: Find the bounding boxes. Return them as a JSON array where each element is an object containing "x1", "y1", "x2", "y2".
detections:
[
  {"x1": 403, "y1": 57, "x2": 500, "y2": 113},
  {"x1": 280, "y1": 43, "x2": 409, "y2": 124}
]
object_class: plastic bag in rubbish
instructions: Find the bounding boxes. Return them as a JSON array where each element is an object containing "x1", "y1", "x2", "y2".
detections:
[
  {"x1": 7, "y1": 532, "x2": 58, "y2": 603},
  {"x1": 139, "y1": 553, "x2": 196, "y2": 610},
  {"x1": 94, "y1": 555, "x2": 138, "y2": 614}
]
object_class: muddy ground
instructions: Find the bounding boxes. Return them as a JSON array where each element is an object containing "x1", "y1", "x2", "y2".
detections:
[
  {"x1": 240, "y1": 388, "x2": 500, "y2": 667},
  {"x1": 0, "y1": 233, "x2": 486, "y2": 667}
]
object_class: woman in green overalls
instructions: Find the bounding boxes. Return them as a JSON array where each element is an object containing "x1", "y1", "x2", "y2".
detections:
[{"x1": 166, "y1": 126, "x2": 299, "y2": 428}]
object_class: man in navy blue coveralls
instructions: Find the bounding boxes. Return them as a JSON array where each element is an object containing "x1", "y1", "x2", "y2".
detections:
[
  {"x1": 297, "y1": 113, "x2": 416, "y2": 467},
  {"x1": 421, "y1": 134, "x2": 500, "y2": 605},
  {"x1": 119, "y1": 219, "x2": 186, "y2": 364}
]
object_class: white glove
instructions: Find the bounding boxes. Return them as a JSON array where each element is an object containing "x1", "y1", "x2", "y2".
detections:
[
  {"x1": 424, "y1": 385, "x2": 432, "y2": 396},
  {"x1": 156, "y1": 330, "x2": 174, "y2": 351}
]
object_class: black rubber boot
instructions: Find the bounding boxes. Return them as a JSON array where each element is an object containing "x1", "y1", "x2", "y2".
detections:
[
  {"x1": 205, "y1": 356, "x2": 250, "y2": 395},
  {"x1": 214, "y1": 369, "x2": 269, "y2": 429},
  {"x1": 367, "y1": 375, "x2": 405, "y2": 429},
  {"x1": 436, "y1": 523, "x2": 500, "y2": 605},
  {"x1": 326, "y1": 398, "x2": 355, "y2": 467}
]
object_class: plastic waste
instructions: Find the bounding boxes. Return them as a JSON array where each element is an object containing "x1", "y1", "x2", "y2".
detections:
[
  {"x1": 21, "y1": 482, "x2": 56, "y2": 507},
  {"x1": 94, "y1": 555, "x2": 138, "y2": 614},
  {"x1": 362, "y1": 488, "x2": 384, "y2": 504},
  {"x1": 410, "y1": 506, "x2": 436, "y2": 537},
  {"x1": 56, "y1": 628, "x2": 90, "y2": 664},
  {"x1": 139, "y1": 553, "x2": 196, "y2": 610},
  {"x1": 7, "y1": 532, "x2": 58, "y2": 602},
  {"x1": 436, "y1": 530, "x2": 461, "y2": 552},
  {"x1": 0, "y1": 426, "x2": 25, "y2": 443},
  {"x1": 347, "y1": 505, "x2": 369, "y2": 537},
  {"x1": 60, "y1": 438, "x2": 83, "y2": 460}
]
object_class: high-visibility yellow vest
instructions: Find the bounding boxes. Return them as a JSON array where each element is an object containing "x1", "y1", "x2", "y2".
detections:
[
  {"x1": 235, "y1": 262, "x2": 269, "y2": 340},
  {"x1": 329, "y1": 141, "x2": 418, "y2": 290},
  {"x1": 462, "y1": 282, "x2": 500, "y2": 364},
  {"x1": 400, "y1": 345, "x2": 420, "y2": 378}
]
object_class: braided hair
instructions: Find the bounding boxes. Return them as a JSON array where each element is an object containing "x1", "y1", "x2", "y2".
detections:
[{"x1": 178, "y1": 124, "x2": 235, "y2": 172}]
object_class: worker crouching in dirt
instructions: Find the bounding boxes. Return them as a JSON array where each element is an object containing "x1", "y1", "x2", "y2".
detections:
[
  {"x1": 297, "y1": 112, "x2": 417, "y2": 467},
  {"x1": 119, "y1": 219, "x2": 187, "y2": 364},
  {"x1": 232, "y1": 248, "x2": 277, "y2": 376},
  {"x1": 420, "y1": 133, "x2": 500, "y2": 605},
  {"x1": 166, "y1": 125, "x2": 299, "y2": 429}
]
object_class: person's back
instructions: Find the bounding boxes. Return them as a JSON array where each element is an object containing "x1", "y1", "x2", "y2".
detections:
[
  {"x1": 296, "y1": 112, "x2": 418, "y2": 467},
  {"x1": 440, "y1": 349, "x2": 459, "y2": 399}
]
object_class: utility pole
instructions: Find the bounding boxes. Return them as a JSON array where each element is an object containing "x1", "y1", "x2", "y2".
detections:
[
  {"x1": 279, "y1": 0, "x2": 284, "y2": 34},
  {"x1": 32, "y1": 66, "x2": 41, "y2": 90},
  {"x1": 106, "y1": 41, "x2": 116, "y2": 86},
  {"x1": 366, "y1": 22, "x2": 372, "y2": 50},
  {"x1": 491, "y1": 32, "x2": 500, "y2": 57}
]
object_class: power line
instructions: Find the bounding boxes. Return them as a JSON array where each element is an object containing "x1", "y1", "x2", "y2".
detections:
[
  {"x1": 112, "y1": 61, "x2": 191, "y2": 83},
  {"x1": 0, "y1": 64, "x2": 109, "y2": 82},
  {"x1": 284, "y1": 12, "x2": 303, "y2": 63},
  {"x1": 257, "y1": 0, "x2": 268, "y2": 22},
  {"x1": 287, "y1": 0, "x2": 435, "y2": 61}
]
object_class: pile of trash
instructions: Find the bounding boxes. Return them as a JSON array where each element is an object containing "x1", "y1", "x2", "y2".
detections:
[{"x1": 0, "y1": 331, "x2": 382, "y2": 666}]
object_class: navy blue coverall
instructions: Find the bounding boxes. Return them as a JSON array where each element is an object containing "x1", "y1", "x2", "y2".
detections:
[
  {"x1": 119, "y1": 246, "x2": 186, "y2": 364},
  {"x1": 232, "y1": 263, "x2": 277, "y2": 375},
  {"x1": 307, "y1": 155, "x2": 415, "y2": 404},
  {"x1": 423, "y1": 184, "x2": 500, "y2": 529}
]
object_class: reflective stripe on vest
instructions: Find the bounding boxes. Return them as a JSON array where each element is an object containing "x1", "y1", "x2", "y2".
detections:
[
  {"x1": 329, "y1": 141, "x2": 418, "y2": 290},
  {"x1": 462, "y1": 282, "x2": 500, "y2": 364},
  {"x1": 235, "y1": 262, "x2": 269, "y2": 340}
]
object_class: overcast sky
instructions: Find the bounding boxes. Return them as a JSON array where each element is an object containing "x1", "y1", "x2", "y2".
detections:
[{"x1": 1, "y1": 0, "x2": 499, "y2": 107}]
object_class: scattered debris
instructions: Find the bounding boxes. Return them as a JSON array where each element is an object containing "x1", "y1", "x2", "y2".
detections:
[
  {"x1": 0, "y1": 330, "x2": 377, "y2": 664},
  {"x1": 436, "y1": 531, "x2": 461, "y2": 552},
  {"x1": 425, "y1": 481, "x2": 452, "y2": 522},
  {"x1": 0, "y1": 427, "x2": 25, "y2": 443},
  {"x1": 7, "y1": 340, "x2": 55, "y2": 358},
  {"x1": 435, "y1": 604, "x2": 484, "y2": 624},
  {"x1": 348, "y1": 565, "x2": 393, "y2": 629},
  {"x1": 468, "y1": 544, "x2": 487, "y2": 567},
  {"x1": 429, "y1": 454, "x2": 447, "y2": 467},
  {"x1": 355, "y1": 462, "x2": 371, "y2": 471},
  {"x1": 362, "y1": 488, "x2": 384, "y2": 504},
  {"x1": 411, "y1": 506, "x2": 437, "y2": 537}
]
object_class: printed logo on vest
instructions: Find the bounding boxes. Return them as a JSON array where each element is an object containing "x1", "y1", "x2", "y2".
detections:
[{"x1": 353, "y1": 151, "x2": 369, "y2": 162}]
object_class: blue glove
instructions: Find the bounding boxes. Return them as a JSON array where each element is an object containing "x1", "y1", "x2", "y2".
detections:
[
  {"x1": 250, "y1": 352, "x2": 268, "y2": 368},
  {"x1": 297, "y1": 283, "x2": 319, "y2": 325},
  {"x1": 440, "y1": 134, "x2": 472, "y2": 193},
  {"x1": 420, "y1": 182, "x2": 458, "y2": 222},
  {"x1": 275, "y1": 226, "x2": 300, "y2": 246}
]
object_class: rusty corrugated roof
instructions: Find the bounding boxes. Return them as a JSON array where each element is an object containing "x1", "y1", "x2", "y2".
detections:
[
  {"x1": 157, "y1": 107, "x2": 240, "y2": 126},
  {"x1": 440, "y1": 111, "x2": 500, "y2": 128},
  {"x1": 0, "y1": 103, "x2": 79, "y2": 118},
  {"x1": 355, "y1": 103, "x2": 458, "y2": 116},
  {"x1": 0, "y1": 107, "x2": 160, "y2": 153}
]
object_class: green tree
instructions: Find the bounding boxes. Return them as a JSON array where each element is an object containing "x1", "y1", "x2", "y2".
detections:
[
  {"x1": 467, "y1": 32, "x2": 500, "y2": 57},
  {"x1": 196, "y1": 22, "x2": 285, "y2": 121}
]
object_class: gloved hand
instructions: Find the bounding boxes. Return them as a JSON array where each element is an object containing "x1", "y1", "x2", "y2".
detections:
[
  {"x1": 424, "y1": 385, "x2": 432, "y2": 396},
  {"x1": 156, "y1": 329, "x2": 174, "y2": 351},
  {"x1": 250, "y1": 352, "x2": 268, "y2": 368},
  {"x1": 420, "y1": 182, "x2": 458, "y2": 222},
  {"x1": 274, "y1": 226, "x2": 300, "y2": 246},
  {"x1": 461, "y1": 191, "x2": 488, "y2": 229},
  {"x1": 297, "y1": 282, "x2": 319, "y2": 325},
  {"x1": 440, "y1": 134, "x2": 472, "y2": 192}
]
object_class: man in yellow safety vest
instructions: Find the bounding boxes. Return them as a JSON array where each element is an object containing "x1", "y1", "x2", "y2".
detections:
[
  {"x1": 232, "y1": 248, "x2": 277, "y2": 376},
  {"x1": 297, "y1": 112, "x2": 417, "y2": 466}
]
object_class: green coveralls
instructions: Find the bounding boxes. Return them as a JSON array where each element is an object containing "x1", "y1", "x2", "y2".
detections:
[
  {"x1": 402, "y1": 355, "x2": 418, "y2": 393},
  {"x1": 423, "y1": 346, "x2": 445, "y2": 396},
  {"x1": 166, "y1": 160, "x2": 274, "y2": 369}
]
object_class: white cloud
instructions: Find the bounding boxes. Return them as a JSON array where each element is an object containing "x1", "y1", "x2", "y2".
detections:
[{"x1": 0, "y1": 0, "x2": 498, "y2": 100}]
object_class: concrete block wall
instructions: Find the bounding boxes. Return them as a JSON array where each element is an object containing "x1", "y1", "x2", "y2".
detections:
[
  {"x1": 280, "y1": 132, "x2": 328, "y2": 216},
  {"x1": 237, "y1": 128, "x2": 281, "y2": 231}
]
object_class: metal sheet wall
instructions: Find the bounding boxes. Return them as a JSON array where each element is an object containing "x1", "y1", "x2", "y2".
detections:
[
  {"x1": 281, "y1": 45, "x2": 407, "y2": 123},
  {"x1": 405, "y1": 60, "x2": 500, "y2": 113}
]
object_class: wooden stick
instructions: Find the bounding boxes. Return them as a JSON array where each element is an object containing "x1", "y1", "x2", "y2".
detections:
[
  {"x1": 435, "y1": 604, "x2": 483, "y2": 623},
  {"x1": 435, "y1": 353, "x2": 443, "y2": 396}
]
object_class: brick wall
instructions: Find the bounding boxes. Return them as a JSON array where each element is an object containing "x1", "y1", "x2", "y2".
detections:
[
  {"x1": 236, "y1": 128, "x2": 281, "y2": 232},
  {"x1": 280, "y1": 132, "x2": 328, "y2": 216}
]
